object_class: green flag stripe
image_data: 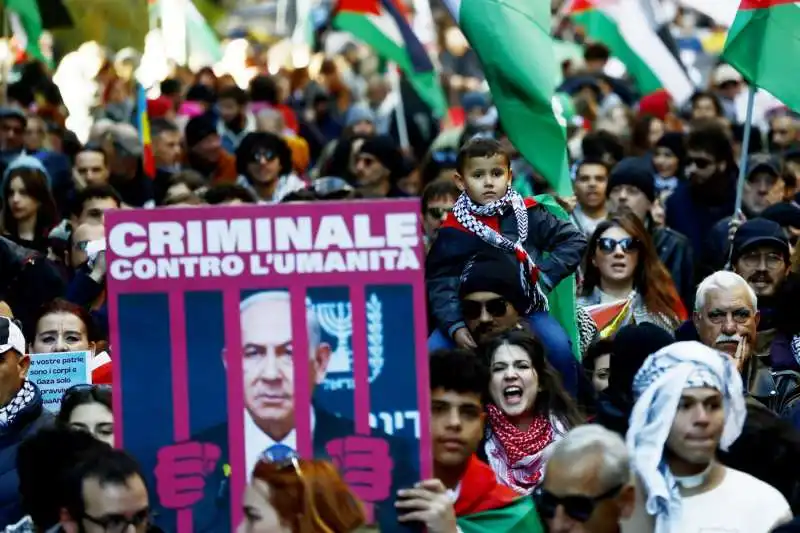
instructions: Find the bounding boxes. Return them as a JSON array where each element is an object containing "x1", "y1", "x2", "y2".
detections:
[{"x1": 722, "y1": 2, "x2": 800, "y2": 113}]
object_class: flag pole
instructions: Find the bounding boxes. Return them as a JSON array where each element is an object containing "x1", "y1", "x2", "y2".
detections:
[
  {"x1": 1, "y1": 8, "x2": 8, "y2": 106},
  {"x1": 726, "y1": 85, "x2": 756, "y2": 270},
  {"x1": 388, "y1": 63, "x2": 410, "y2": 152}
]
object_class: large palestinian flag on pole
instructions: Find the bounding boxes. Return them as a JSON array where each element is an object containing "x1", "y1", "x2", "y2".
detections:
[
  {"x1": 5, "y1": 0, "x2": 44, "y2": 62},
  {"x1": 568, "y1": 0, "x2": 694, "y2": 104},
  {"x1": 332, "y1": 0, "x2": 447, "y2": 117},
  {"x1": 442, "y1": 0, "x2": 572, "y2": 197},
  {"x1": 722, "y1": 0, "x2": 800, "y2": 113}
]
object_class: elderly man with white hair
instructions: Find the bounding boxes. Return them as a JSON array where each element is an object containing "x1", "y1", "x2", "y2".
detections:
[
  {"x1": 538, "y1": 425, "x2": 635, "y2": 533},
  {"x1": 622, "y1": 341, "x2": 791, "y2": 533},
  {"x1": 692, "y1": 271, "x2": 784, "y2": 402}
]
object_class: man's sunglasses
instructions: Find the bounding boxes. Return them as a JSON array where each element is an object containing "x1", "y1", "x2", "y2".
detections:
[
  {"x1": 687, "y1": 157, "x2": 714, "y2": 170},
  {"x1": 597, "y1": 237, "x2": 639, "y2": 254},
  {"x1": 462, "y1": 297, "x2": 508, "y2": 321},
  {"x1": 534, "y1": 484, "x2": 623, "y2": 522},
  {"x1": 82, "y1": 508, "x2": 150, "y2": 533}
]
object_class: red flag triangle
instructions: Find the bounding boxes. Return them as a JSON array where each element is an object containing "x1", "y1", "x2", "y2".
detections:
[{"x1": 335, "y1": 0, "x2": 381, "y2": 16}]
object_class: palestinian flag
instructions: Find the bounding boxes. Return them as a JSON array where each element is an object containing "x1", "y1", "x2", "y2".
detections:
[
  {"x1": 148, "y1": 0, "x2": 223, "y2": 65},
  {"x1": 454, "y1": 456, "x2": 544, "y2": 533},
  {"x1": 442, "y1": 0, "x2": 572, "y2": 197},
  {"x1": 332, "y1": 0, "x2": 447, "y2": 117},
  {"x1": 5, "y1": 0, "x2": 44, "y2": 63},
  {"x1": 568, "y1": 0, "x2": 694, "y2": 104},
  {"x1": 722, "y1": 0, "x2": 800, "y2": 113},
  {"x1": 584, "y1": 297, "x2": 634, "y2": 339}
]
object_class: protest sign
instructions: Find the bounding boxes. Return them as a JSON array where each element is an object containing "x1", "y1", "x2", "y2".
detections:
[
  {"x1": 28, "y1": 350, "x2": 92, "y2": 412},
  {"x1": 106, "y1": 200, "x2": 430, "y2": 533}
]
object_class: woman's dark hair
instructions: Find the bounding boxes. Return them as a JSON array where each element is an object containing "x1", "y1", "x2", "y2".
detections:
[
  {"x1": 690, "y1": 91, "x2": 723, "y2": 118},
  {"x1": 479, "y1": 330, "x2": 584, "y2": 428},
  {"x1": 630, "y1": 114, "x2": 661, "y2": 156},
  {"x1": 57, "y1": 385, "x2": 112, "y2": 426},
  {"x1": 1, "y1": 166, "x2": 58, "y2": 240},
  {"x1": 35, "y1": 298, "x2": 99, "y2": 343},
  {"x1": 583, "y1": 339, "x2": 614, "y2": 373},
  {"x1": 581, "y1": 211, "x2": 683, "y2": 325}
]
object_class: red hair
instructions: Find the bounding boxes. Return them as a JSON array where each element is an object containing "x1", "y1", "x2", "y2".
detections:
[{"x1": 251, "y1": 459, "x2": 365, "y2": 532}]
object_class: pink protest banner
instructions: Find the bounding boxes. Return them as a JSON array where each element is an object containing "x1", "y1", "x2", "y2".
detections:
[{"x1": 106, "y1": 200, "x2": 431, "y2": 533}]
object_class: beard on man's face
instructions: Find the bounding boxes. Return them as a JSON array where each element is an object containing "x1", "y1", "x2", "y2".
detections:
[{"x1": 747, "y1": 270, "x2": 775, "y2": 294}]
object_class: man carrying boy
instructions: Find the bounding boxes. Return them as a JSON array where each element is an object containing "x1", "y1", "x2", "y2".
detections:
[{"x1": 426, "y1": 138, "x2": 586, "y2": 389}]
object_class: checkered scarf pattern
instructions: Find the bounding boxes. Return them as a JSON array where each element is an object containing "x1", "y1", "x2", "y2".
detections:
[
  {"x1": 452, "y1": 189, "x2": 548, "y2": 313},
  {"x1": 790, "y1": 334, "x2": 800, "y2": 368},
  {"x1": 0, "y1": 380, "x2": 36, "y2": 431}
]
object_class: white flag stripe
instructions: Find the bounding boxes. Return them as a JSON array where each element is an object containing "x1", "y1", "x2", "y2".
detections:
[
  {"x1": 676, "y1": 0, "x2": 737, "y2": 27},
  {"x1": 606, "y1": 0, "x2": 694, "y2": 104}
]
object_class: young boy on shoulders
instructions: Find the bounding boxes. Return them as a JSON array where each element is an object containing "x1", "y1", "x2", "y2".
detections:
[{"x1": 426, "y1": 138, "x2": 587, "y2": 391}]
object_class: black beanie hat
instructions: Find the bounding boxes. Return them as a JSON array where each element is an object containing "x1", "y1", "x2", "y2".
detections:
[
  {"x1": 359, "y1": 135, "x2": 404, "y2": 180},
  {"x1": 185, "y1": 115, "x2": 218, "y2": 149},
  {"x1": 607, "y1": 323, "x2": 674, "y2": 397},
  {"x1": 607, "y1": 156, "x2": 657, "y2": 203},
  {"x1": 655, "y1": 132, "x2": 686, "y2": 165},
  {"x1": 458, "y1": 250, "x2": 529, "y2": 315}
]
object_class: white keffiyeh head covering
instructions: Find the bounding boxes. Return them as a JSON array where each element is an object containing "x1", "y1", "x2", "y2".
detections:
[{"x1": 626, "y1": 341, "x2": 746, "y2": 533}]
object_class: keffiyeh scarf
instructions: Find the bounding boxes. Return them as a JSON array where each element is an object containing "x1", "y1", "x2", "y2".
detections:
[
  {"x1": 626, "y1": 341, "x2": 746, "y2": 533},
  {"x1": 0, "y1": 380, "x2": 36, "y2": 432},
  {"x1": 486, "y1": 404, "x2": 554, "y2": 493},
  {"x1": 790, "y1": 334, "x2": 800, "y2": 368},
  {"x1": 452, "y1": 189, "x2": 548, "y2": 313}
]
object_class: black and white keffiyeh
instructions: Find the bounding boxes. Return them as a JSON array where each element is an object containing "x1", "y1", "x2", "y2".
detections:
[
  {"x1": 791, "y1": 334, "x2": 800, "y2": 368},
  {"x1": 0, "y1": 380, "x2": 36, "y2": 431},
  {"x1": 452, "y1": 189, "x2": 548, "y2": 313}
]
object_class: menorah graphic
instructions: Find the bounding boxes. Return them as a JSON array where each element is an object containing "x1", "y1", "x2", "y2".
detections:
[{"x1": 316, "y1": 301, "x2": 353, "y2": 373}]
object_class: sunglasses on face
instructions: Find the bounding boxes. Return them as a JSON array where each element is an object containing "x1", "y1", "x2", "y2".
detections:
[
  {"x1": 425, "y1": 206, "x2": 452, "y2": 219},
  {"x1": 597, "y1": 237, "x2": 639, "y2": 254},
  {"x1": 534, "y1": 484, "x2": 623, "y2": 522},
  {"x1": 687, "y1": 157, "x2": 714, "y2": 170},
  {"x1": 462, "y1": 297, "x2": 509, "y2": 321},
  {"x1": 251, "y1": 149, "x2": 278, "y2": 163},
  {"x1": 82, "y1": 508, "x2": 150, "y2": 533}
]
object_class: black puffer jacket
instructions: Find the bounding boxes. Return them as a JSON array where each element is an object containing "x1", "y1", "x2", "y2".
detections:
[{"x1": 426, "y1": 198, "x2": 587, "y2": 337}]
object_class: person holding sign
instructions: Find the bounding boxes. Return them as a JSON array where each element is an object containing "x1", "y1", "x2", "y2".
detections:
[{"x1": 0, "y1": 316, "x2": 54, "y2": 528}]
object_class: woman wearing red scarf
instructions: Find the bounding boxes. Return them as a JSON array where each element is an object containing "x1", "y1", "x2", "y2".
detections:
[{"x1": 478, "y1": 330, "x2": 583, "y2": 495}]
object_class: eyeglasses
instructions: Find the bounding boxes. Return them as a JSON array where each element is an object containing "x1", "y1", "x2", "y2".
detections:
[
  {"x1": 461, "y1": 297, "x2": 509, "y2": 321},
  {"x1": 597, "y1": 237, "x2": 639, "y2": 254},
  {"x1": 534, "y1": 484, "x2": 623, "y2": 522},
  {"x1": 425, "y1": 206, "x2": 452, "y2": 219},
  {"x1": 704, "y1": 308, "x2": 753, "y2": 324},
  {"x1": 687, "y1": 157, "x2": 714, "y2": 170},
  {"x1": 82, "y1": 508, "x2": 150, "y2": 533},
  {"x1": 739, "y1": 252, "x2": 785, "y2": 270}
]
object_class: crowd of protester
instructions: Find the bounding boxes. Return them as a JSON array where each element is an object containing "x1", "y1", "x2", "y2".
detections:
[{"x1": 0, "y1": 3, "x2": 797, "y2": 532}]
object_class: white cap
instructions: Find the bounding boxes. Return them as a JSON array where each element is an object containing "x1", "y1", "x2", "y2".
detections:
[
  {"x1": 0, "y1": 317, "x2": 25, "y2": 355},
  {"x1": 712, "y1": 64, "x2": 743, "y2": 86}
]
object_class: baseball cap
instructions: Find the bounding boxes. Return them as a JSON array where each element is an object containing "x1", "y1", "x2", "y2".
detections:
[
  {"x1": 712, "y1": 64, "x2": 743, "y2": 86},
  {"x1": 732, "y1": 218, "x2": 790, "y2": 261},
  {"x1": 0, "y1": 317, "x2": 25, "y2": 355},
  {"x1": 746, "y1": 153, "x2": 781, "y2": 181}
]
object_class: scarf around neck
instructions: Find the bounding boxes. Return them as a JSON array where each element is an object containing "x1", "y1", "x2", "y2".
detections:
[
  {"x1": 452, "y1": 188, "x2": 548, "y2": 312},
  {"x1": 487, "y1": 404, "x2": 553, "y2": 488},
  {"x1": 0, "y1": 380, "x2": 37, "y2": 432}
]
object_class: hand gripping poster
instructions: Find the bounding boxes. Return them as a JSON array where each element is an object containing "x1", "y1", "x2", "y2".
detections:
[{"x1": 106, "y1": 200, "x2": 431, "y2": 533}]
